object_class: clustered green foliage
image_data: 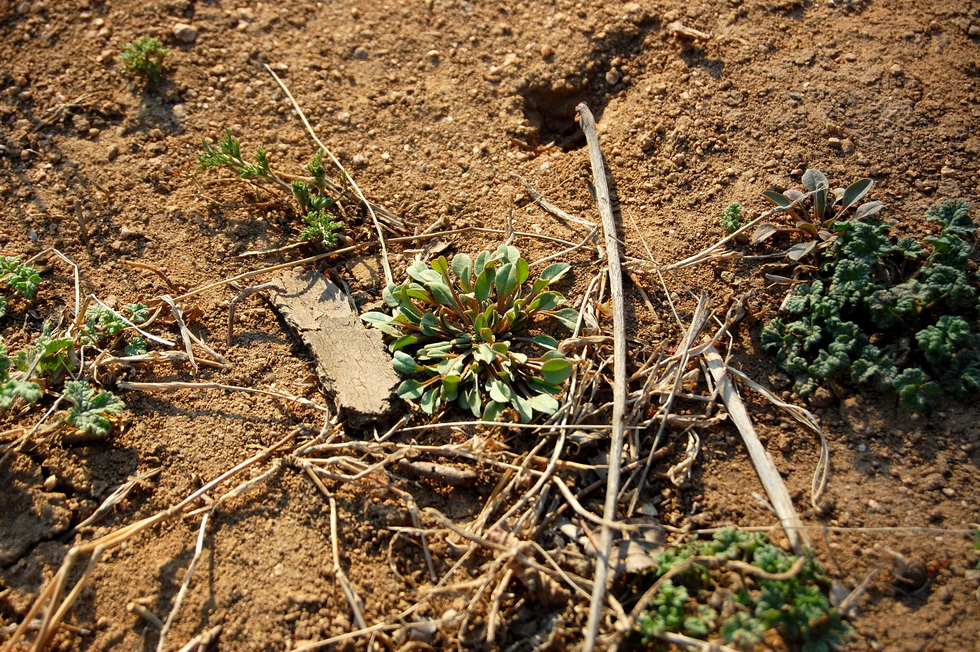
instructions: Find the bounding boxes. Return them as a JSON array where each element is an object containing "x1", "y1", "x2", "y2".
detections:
[
  {"x1": 761, "y1": 199, "x2": 979, "y2": 412},
  {"x1": 0, "y1": 324, "x2": 74, "y2": 414},
  {"x1": 0, "y1": 256, "x2": 42, "y2": 318},
  {"x1": 84, "y1": 303, "x2": 150, "y2": 355},
  {"x1": 720, "y1": 202, "x2": 744, "y2": 233},
  {"x1": 361, "y1": 245, "x2": 578, "y2": 422},
  {"x1": 633, "y1": 529, "x2": 852, "y2": 651},
  {"x1": 120, "y1": 36, "x2": 168, "y2": 82},
  {"x1": 197, "y1": 133, "x2": 343, "y2": 247},
  {"x1": 63, "y1": 380, "x2": 126, "y2": 438}
]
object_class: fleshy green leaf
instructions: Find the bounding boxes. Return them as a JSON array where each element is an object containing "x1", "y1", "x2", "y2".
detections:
[
  {"x1": 541, "y1": 358, "x2": 573, "y2": 384},
  {"x1": 397, "y1": 379, "x2": 426, "y2": 400}
]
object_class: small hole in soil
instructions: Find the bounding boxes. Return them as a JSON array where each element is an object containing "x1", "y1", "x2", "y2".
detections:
[{"x1": 519, "y1": 84, "x2": 592, "y2": 151}]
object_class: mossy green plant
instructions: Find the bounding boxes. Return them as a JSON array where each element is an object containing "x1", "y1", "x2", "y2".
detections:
[
  {"x1": 760, "y1": 199, "x2": 979, "y2": 412},
  {"x1": 632, "y1": 529, "x2": 852, "y2": 651}
]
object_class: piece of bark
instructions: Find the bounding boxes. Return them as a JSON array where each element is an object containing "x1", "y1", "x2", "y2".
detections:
[{"x1": 271, "y1": 269, "x2": 400, "y2": 424}]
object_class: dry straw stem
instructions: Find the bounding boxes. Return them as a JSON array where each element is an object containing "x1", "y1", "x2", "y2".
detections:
[
  {"x1": 704, "y1": 345, "x2": 808, "y2": 554},
  {"x1": 1, "y1": 429, "x2": 299, "y2": 652},
  {"x1": 264, "y1": 63, "x2": 394, "y2": 287},
  {"x1": 156, "y1": 510, "x2": 212, "y2": 652},
  {"x1": 117, "y1": 380, "x2": 331, "y2": 414},
  {"x1": 576, "y1": 101, "x2": 628, "y2": 652}
]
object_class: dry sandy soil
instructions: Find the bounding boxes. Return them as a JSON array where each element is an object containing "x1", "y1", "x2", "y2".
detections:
[{"x1": 1, "y1": 0, "x2": 979, "y2": 650}]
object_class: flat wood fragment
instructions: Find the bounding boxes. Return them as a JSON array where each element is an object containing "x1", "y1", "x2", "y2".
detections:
[{"x1": 271, "y1": 269, "x2": 400, "y2": 424}]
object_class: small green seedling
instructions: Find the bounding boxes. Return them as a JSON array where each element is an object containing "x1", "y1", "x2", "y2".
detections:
[
  {"x1": 753, "y1": 169, "x2": 879, "y2": 261},
  {"x1": 362, "y1": 245, "x2": 578, "y2": 423},
  {"x1": 720, "y1": 202, "x2": 744, "y2": 233},
  {"x1": 0, "y1": 256, "x2": 42, "y2": 300},
  {"x1": 0, "y1": 341, "x2": 42, "y2": 413},
  {"x1": 198, "y1": 133, "x2": 344, "y2": 249},
  {"x1": 197, "y1": 131, "x2": 275, "y2": 181},
  {"x1": 121, "y1": 36, "x2": 168, "y2": 82}
]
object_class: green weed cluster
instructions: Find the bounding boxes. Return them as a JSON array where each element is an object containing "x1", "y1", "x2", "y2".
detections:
[
  {"x1": 84, "y1": 303, "x2": 150, "y2": 356},
  {"x1": 362, "y1": 245, "x2": 578, "y2": 422},
  {"x1": 120, "y1": 36, "x2": 168, "y2": 82},
  {"x1": 633, "y1": 529, "x2": 852, "y2": 651},
  {"x1": 761, "y1": 199, "x2": 979, "y2": 412},
  {"x1": 197, "y1": 133, "x2": 343, "y2": 248}
]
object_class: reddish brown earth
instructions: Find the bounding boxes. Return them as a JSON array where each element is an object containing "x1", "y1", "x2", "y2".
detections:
[{"x1": 1, "y1": 1, "x2": 979, "y2": 650}]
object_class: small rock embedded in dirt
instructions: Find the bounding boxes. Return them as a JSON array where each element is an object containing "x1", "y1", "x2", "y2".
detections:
[
  {"x1": 172, "y1": 22, "x2": 198, "y2": 43},
  {"x1": 810, "y1": 386, "x2": 834, "y2": 408}
]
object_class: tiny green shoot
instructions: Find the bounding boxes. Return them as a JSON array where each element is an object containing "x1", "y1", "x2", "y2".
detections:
[
  {"x1": 720, "y1": 202, "x2": 744, "y2": 233},
  {"x1": 120, "y1": 36, "x2": 168, "y2": 82}
]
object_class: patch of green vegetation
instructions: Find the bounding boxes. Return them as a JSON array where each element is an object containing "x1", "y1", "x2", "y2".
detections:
[
  {"x1": 361, "y1": 245, "x2": 578, "y2": 422},
  {"x1": 632, "y1": 529, "x2": 852, "y2": 651},
  {"x1": 197, "y1": 132, "x2": 344, "y2": 248},
  {"x1": 120, "y1": 36, "x2": 168, "y2": 82},
  {"x1": 720, "y1": 202, "x2": 744, "y2": 233},
  {"x1": 83, "y1": 303, "x2": 150, "y2": 354},
  {"x1": 760, "y1": 199, "x2": 979, "y2": 412}
]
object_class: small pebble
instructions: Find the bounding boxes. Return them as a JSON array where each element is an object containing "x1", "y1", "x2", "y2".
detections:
[
  {"x1": 106, "y1": 144, "x2": 119, "y2": 161},
  {"x1": 605, "y1": 68, "x2": 621, "y2": 85},
  {"x1": 172, "y1": 22, "x2": 198, "y2": 43},
  {"x1": 43, "y1": 475, "x2": 57, "y2": 491},
  {"x1": 540, "y1": 44, "x2": 554, "y2": 58},
  {"x1": 353, "y1": 46, "x2": 368, "y2": 60},
  {"x1": 810, "y1": 386, "x2": 834, "y2": 408}
]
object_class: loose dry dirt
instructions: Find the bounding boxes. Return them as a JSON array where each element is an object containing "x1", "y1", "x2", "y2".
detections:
[{"x1": 1, "y1": 1, "x2": 979, "y2": 650}]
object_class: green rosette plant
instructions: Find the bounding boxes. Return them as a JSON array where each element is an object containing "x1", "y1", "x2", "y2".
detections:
[{"x1": 362, "y1": 245, "x2": 578, "y2": 423}]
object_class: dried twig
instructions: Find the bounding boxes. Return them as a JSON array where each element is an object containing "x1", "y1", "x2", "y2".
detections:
[
  {"x1": 227, "y1": 282, "x2": 283, "y2": 345},
  {"x1": 703, "y1": 346, "x2": 807, "y2": 554},
  {"x1": 117, "y1": 380, "x2": 330, "y2": 414},
  {"x1": 157, "y1": 510, "x2": 212, "y2": 652},
  {"x1": 576, "y1": 102, "x2": 628, "y2": 652}
]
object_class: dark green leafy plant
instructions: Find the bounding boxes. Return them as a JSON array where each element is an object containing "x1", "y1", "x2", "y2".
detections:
[
  {"x1": 361, "y1": 245, "x2": 578, "y2": 422},
  {"x1": 63, "y1": 380, "x2": 125, "y2": 438},
  {"x1": 14, "y1": 325, "x2": 76, "y2": 378},
  {"x1": 299, "y1": 210, "x2": 342, "y2": 247},
  {"x1": 761, "y1": 199, "x2": 979, "y2": 413},
  {"x1": 1, "y1": 256, "x2": 42, "y2": 300},
  {"x1": 632, "y1": 529, "x2": 852, "y2": 651},
  {"x1": 120, "y1": 36, "x2": 168, "y2": 82},
  {"x1": 720, "y1": 202, "x2": 744, "y2": 233},
  {"x1": 0, "y1": 341, "x2": 43, "y2": 413},
  {"x1": 753, "y1": 169, "x2": 880, "y2": 261},
  {"x1": 83, "y1": 303, "x2": 150, "y2": 354}
]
